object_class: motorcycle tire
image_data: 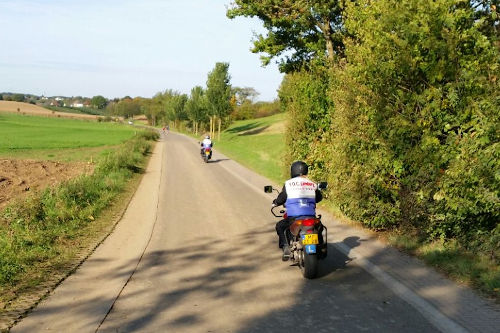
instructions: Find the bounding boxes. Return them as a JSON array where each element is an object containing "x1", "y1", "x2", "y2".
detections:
[{"x1": 301, "y1": 251, "x2": 318, "y2": 279}]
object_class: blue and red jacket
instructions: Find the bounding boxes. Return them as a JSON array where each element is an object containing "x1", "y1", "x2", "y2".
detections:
[{"x1": 274, "y1": 176, "x2": 322, "y2": 217}]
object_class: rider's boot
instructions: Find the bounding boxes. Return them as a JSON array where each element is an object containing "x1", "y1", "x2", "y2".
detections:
[{"x1": 282, "y1": 245, "x2": 291, "y2": 261}]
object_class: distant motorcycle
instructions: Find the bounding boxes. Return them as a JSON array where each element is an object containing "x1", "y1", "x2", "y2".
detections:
[
  {"x1": 264, "y1": 182, "x2": 328, "y2": 279},
  {"x1": 201, "y1": 146, "x2": 212, "y2": 163}
]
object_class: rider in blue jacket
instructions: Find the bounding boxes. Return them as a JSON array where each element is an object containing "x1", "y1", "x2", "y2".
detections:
[{"x1": 273, "y1": 161, "x2": 323, "y2": 260}]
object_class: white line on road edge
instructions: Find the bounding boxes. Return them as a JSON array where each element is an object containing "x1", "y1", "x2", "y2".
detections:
[{"x1": 334, "y1": 242, "x2": 468, "y2": 333}]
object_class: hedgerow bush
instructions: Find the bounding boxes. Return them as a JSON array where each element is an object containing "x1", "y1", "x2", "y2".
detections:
[
  {"x1": 282, "y1": 0, "x2": 499, "y2": 249},
  {"x1": 279, "y1": 62, "x2": 333, "y2": 182}
]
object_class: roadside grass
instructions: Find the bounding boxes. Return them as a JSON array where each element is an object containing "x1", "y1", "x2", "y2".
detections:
[
  {"x1": 387, "y1": 233, "x2": 500, "y2": 298},
  {"x1": 0, "y1": 130, "x2": 159, "y2": 309},
  {"x1": 181, "y1": 112, "x2": 499, "y2": 299},
  {"x1": 213, "y1": 113, "x2": 287, "y2": 184},
  {"x1": 0, "y1": 113, "x2": 136, "y2": 161}
]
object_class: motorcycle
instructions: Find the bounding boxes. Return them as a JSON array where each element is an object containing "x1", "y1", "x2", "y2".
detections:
[
  {"x1": 264, "y1": 182, "x2": 328, "y2": 279},
  {"x1": 201, "y1": 146, "x2": 212, "y2": 163}
]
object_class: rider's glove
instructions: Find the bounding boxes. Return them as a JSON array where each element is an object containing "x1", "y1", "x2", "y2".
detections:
[{"x1": 271, "y1": 203, "x2": 277, "y2": 208}]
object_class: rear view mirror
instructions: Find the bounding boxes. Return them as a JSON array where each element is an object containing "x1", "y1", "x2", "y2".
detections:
[
  {"x1": 264, "y1": 185, "x2": 273, "y2": 193},
  {"x1": 318, "y1": 182, "x2": 328, "y2": 190}
]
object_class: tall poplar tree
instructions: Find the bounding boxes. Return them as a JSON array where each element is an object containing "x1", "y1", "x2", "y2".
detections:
[{"x1": 206, "y1": 62, "x2": 232, "y2": 140}]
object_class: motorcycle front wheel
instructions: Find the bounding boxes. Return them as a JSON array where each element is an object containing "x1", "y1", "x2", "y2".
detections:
[{"x1": 301, "y1": 251, "x2": 318, "y2": 279}]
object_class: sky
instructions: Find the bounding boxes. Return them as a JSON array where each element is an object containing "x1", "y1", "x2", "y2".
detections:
[{"x1": 0, "y1": 0, "x2": 284, "y2": 101}]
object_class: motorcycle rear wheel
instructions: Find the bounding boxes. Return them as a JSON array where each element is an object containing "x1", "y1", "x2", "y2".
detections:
[{"x1": 301, "y1": 251, "x2": 318, "y2": 279}]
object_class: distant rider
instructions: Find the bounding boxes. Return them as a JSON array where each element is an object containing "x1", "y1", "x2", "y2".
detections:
[
  {"x1": 200, "y1": 135, "x2": 213, "y2": 157},
  {"x1": 273, "y1": 161, "x2": 323, "y2": 261}
]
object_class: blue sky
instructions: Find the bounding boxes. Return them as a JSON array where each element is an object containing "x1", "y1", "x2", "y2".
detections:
[{"x1": 0, "y1": 0, "x2": 283, "y2": 101}]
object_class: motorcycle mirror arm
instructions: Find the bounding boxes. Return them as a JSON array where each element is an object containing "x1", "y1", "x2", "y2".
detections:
[{"x1": 270, "y1": 205, "x2": 284, "y2": 218}]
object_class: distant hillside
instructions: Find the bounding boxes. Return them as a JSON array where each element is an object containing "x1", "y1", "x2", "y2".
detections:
[{"x1": 0, "y1": 101, "x2": 98, "y2": 120}]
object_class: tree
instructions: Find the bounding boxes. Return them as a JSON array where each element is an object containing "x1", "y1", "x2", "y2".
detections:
[
  {"x1": 206, "y1": 62, "x2": 232, "y2": 140},
  {"x1": 227, "y1": 0, "x2": 345, "y2": 72},
  {"x1": 12, "y1": 94, "x2": 25, "y2": 102},
  {"x1": 232, "y1": 86, "x2": 259, "y2": 105},
  {"x1": 91, "y1": 95, "x2": 107, "y2": 109},
  {"x1": 185, "y1": 86, "x2": 208, "y2": 135}
]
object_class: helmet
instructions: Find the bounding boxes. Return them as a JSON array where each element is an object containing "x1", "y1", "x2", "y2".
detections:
[
  {"x1": 290, "y1": 161, "x2": 308, "y2": 178},
  {"x1": 205, "y1": 135, "x2": 210, "y2": 139}
]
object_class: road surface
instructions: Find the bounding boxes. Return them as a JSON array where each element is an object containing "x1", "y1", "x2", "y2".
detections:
[{"x1": 11, "y1": 132, "x2": 500, "y2": 332}]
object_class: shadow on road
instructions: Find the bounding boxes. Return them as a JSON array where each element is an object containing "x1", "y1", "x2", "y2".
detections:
[{"x1": 94, "y1": 226, "x2": 448, "y2": 333}]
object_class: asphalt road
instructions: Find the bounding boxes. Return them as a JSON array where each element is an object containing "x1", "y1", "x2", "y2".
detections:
[
  {"x1": 99, "y1": 133, "x2": 437, "y2": 332},
  {"x1": 12, "y1": 132, "x2": 499, "y2": 332}
]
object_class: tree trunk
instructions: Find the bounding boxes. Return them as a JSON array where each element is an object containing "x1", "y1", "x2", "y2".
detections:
[
  {"x1": 218, "y1": 118, "x2": 221, "y2": 141},
  {"x1": 212, "y1": 116, "x2": 216, "y2": 139},
  {"x1": 320, "y1": 18, "x2": 335, "y2": 63}
]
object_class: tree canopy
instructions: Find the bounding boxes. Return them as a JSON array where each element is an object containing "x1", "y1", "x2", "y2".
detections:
[
  {"x1": 227, "y1": 0, "x2": 345, "y2": 72},
  {"x1": 206, "y1": 62, "x2": 232, "y2": 119},
  {"x1": 91, "y1": 95, "x2": 107, "y2": 109}
]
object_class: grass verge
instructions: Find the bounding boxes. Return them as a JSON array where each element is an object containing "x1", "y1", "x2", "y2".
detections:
[
  {"x1": 0, "y1": 130, "x2": 159, "y2": 312},
  {"x1": 386, "y1": 231, "x2": 500, "y2": 299},
  {"x1": 182, "y1": 113, "x2": 287, "y2": 184}
]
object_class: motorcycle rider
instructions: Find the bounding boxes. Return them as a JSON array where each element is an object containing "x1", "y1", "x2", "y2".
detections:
[
  {"x1": 273, "y1": 161, "x2": 323, "y2": 261},
  {"x1": 200, "y1": 135, "x2": 213, "y2": 157}
]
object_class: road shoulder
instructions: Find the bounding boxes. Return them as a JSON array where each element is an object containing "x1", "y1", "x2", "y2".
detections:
[{"x1": 10, "y1": 141, "x2": 164, "y2": 332}]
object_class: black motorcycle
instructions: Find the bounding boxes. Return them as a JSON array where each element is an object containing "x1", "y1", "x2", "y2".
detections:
[
  {"x1": 264, "y1": 182, "x2": 328, "y2": 279},
  {"x1": 200, "y1": 146, "x2": 212, "y2": 163}
]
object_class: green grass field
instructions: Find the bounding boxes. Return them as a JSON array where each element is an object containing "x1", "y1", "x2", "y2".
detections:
[
  {"x1": 214, "y1": 113, "x2": 287, "y2": 183},
  {"x1": 0, "y1": 113, "x2": 137, "y2": 161}
]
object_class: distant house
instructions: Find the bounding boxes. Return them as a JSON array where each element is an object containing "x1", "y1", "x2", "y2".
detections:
[{"x1": 72, "y1": 103, "x2": 84, "y2": 108}]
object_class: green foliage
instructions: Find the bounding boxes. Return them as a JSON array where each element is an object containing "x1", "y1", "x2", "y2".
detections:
[
  {"x1": 185, "y1": 86, "x2": 208, "y2": 124},
  {"x1": 107, "y1": 97, "x2": 142, "y2": 119},
  {"x1": 0, "y1": 132, "x2": 156, "y2": 285},
  {"x1": 279, "y1": 63, "x2": 333, "y2": 181},
  {"x1": 254, "y1": 100, "x2": 281, "y2": 118},
  {"x1": 232, "y1": 100, "x2": 258, "y2": 120},
  {"x1": 91, "y1": 95, "x2": 108, "y2": 109},
  {"x1": 206, "y1": 62, "x2": 232, "y2": 119},
  {"x1": 278, "y1": 0, "x2": 499, "y2": 244},
  {"x1": 227, "y1": 0, "x2": 345, "y2": 72},
  {"x1": 326, "y1": 0, "x2": 500, "y2": 236},
  {"x1": 12, "y1": 94, "x2": 25, "y2": 102}
]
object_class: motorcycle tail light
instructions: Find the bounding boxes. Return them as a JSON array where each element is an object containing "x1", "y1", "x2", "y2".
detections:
[
  {"x1": 302, "y1": 218, "x2": 316, "y2": 226},
  {"x1": 205, "y1": 148, "x2": 211, "y2": 152}
]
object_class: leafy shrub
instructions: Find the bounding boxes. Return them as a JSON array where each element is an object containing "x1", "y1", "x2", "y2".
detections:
[{"x1": 279, "y1": 62, "x2": 333, "y2": 181}]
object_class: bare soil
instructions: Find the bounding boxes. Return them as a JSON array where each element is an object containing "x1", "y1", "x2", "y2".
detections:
[
  {"x1": 0, "y1": 159, "x2": 94, "y2": 210},
  {"x1": 0, "y1": 101, "x2": 98, "y2": 120}
]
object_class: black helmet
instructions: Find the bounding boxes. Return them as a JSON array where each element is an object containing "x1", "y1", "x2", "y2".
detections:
[{"x1": 290, "y1": 161, "x2": 308, "y2": 178}]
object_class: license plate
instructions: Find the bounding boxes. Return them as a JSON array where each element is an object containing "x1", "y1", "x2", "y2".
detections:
[
  {"x1": 302, "y1": 234, "x2": 318, "y2": 245},
  {"x1": 205, "y1": 151, "x2": 210, "y2": 155}
]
